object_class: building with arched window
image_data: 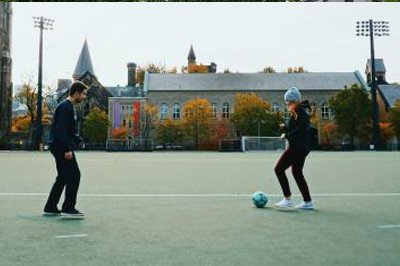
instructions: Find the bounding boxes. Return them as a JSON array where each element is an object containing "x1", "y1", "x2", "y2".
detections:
[{"x1": 107, "y1": 45, "x2": 375, "y2": 146}]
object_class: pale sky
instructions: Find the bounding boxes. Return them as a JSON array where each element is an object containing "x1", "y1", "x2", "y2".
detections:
[{"x1": 11, "y1": 2, "x2": 400, "y2": 90}]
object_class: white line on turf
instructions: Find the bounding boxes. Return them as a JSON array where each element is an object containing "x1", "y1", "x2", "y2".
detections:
[
  {"x1": 55, "y1": 234, "x2": 88, "y2": 239},
  {"x1": 1, "y1": 192, "x2": 400, "y2": 197},
  {"x1": 377, "y1": 225, "x2": 400, "y2": 229}
]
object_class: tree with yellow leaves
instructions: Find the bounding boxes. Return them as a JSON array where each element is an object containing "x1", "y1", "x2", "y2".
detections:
[
  {"x1": 143, "y1": 102, "x2": 159, "y2": 139},
  {"x1": 231, "y1": 93, "x2": 283, "y2": 137},
  {"x1": 182, "y1": 98, "x2": 213, "y2": 149},
  {"x1": 388, "y1": 99, "x2": 400, "y2": 149}
]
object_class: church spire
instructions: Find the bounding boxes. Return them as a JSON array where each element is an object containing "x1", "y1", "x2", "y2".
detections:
[
  {"x1": 187, "y1": 44, "x2": 196, "y2": 65},
  {"x1": 73, "y1": 39, "x2": 95, "y2": 80}
]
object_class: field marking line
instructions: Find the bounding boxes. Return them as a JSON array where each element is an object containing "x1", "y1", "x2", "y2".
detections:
[
  {"x1": 1, "y1": 192, "x2": 400, "y2": 197},
  {"x1": 55, "y1": 234, "x2": 88, "y2": 239}
]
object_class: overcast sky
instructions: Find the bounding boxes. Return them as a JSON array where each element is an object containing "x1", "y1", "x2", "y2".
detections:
[{"x1": 11, "y1": 2, "x2": 400, "y2": 89}]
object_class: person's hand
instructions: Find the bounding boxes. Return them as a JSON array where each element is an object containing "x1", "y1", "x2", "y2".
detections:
[
  {"x1": 280, "y1": 133, "x2": 286, "y2": 140},
  {"x1": 65, "y1": 151, "x2": 73, "y2": 160}
]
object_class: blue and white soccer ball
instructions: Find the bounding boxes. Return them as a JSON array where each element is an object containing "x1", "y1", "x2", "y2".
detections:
[{"x1": 252, "y1": 191, "x2": 268, "y2": 208}]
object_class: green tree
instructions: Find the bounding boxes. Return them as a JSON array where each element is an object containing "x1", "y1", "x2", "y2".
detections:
[
  {"x1": 155, "y1": 118, "x2": 185, "y2": 147},
  {"x1": 328, "y1": 84, "x2": 372, "y2": 147},
  {"x1": 82, "y1": 107, "x2": 110, "y2": 142},
  {"x1": 231, "y1": 93, "x2": 283, "y2": 137},
  {"x1": 388, "y1": 99, "x2": 400, "y2": 148}
]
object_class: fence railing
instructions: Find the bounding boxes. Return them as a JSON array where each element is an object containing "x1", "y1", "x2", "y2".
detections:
[{"x1": 106, "y1": 139, "x2": 153, "y2": 151}]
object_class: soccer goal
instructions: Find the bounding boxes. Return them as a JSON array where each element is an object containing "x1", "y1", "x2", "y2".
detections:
[{"x1": 241, "y1": 136, "x2": 287, "y2": 152}]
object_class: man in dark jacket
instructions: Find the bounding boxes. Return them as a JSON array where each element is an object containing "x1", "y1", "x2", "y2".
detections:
[{"x1": 43, "y1": 81, "x2": 87, "y2": 217}]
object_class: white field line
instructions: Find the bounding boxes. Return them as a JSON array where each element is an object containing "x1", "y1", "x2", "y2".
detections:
[
  {"x1": 55, "y1": 234, "x2": 88, "y2": 239},
  {"x1": 1, "y1": 192, "x2": 400, "y2": 197},
  {"x1": 377, "y1": 225, "x2": 400, "y2": 229}
]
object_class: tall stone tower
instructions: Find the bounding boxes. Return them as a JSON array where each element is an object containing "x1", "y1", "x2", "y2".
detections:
[
  {"x1": 0, "y1": 2, "x2": 12, "y2": 138},
  {"x1": 187, "y1": 44, "x2": 196, "y2": 67}
]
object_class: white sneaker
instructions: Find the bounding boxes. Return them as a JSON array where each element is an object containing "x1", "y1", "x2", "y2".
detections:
[
  {"x1": 275, "y1": 198, "x2": 293, "y2": 208},
  {"x1": 295, "y1": 201, "x2": 314, "y2": 210}
]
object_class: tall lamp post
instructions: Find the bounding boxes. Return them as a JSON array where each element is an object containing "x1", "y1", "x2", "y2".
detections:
[
  {"x1": 33, "y1": 16, "x2": 54, "y2": 150},
  {"x1": 356, "y1": 20, "x2": 389, "y2": 151}
]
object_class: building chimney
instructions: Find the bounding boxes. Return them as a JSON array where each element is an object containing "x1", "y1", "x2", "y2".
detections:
[{"x1": 127, "y1": 62, "x2": 137, "y2": 87}]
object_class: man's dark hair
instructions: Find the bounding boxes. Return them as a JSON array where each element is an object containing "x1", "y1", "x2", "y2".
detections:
[{"x1": 69, "y1": 81, "x2": 88, "y2": 96}]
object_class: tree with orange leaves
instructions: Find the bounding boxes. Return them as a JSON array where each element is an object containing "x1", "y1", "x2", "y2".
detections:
[
  {"x1": 379, "y1": 122, "x2": 396, "y2": 149},
  {"x1": 188, "y1": 64, "x2": 209, "y2": 74},
  {"x1": 388, "y1": 100, "x2": 400, "y2": 149},
  {"x1": 111, "y1": 127, "x2": 128, "y2": 139}
]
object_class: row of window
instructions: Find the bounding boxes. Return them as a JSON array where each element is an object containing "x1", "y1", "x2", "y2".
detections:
[
  {"x1": 160, "y1": 103, "x2": 231, "y2": 120},
  {"x1": 120, "y1": 104, "x2": 134, "y2": 115},
  {"x1": 159, "y1": 102, "x2": 332, "y2": 120},
  {"x1": 117, "y1": 102, "x2": 331, "y2": 121}
]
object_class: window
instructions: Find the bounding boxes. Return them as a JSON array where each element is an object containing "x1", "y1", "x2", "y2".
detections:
[
  {"x1": 272, "y1": 103, "x2": 280, "y2": 113},
  {"x1": 283, "y1": 107, "x2": 290, "y2": 122},
  {"x1": 160, "y1": 103, "x2": 168, "y2": 120},
  {"x1": 212, "y1": 103, "x2": 218, "y2": 119},
  {"x1": 222, "y1": 103, "x2": 230, "y2": 119},
  {"x1": 310, "y1": 102, "x2": 317, "y2": 115},
  {"x1": 173, "y1": 103, "x2": 181, "y2": 120},
  {"x1": 321, "y1": 102, "x2": 331, "y2": 119}
]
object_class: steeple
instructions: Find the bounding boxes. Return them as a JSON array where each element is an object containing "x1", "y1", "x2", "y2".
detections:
[
  {"x1": 73, "y1": 39, "x2": 95, "y2": 80},
  {"x1": 187, "y1": 44, "x2": 196, "y2": 65}
]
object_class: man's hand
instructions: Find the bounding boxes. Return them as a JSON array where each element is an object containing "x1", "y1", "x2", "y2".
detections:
[
  {"x1": 280, "y1": 133, "x2": 286, "y2": 140},
  {"x1": 65, "y1": 151, "x2": 73, "y2": 160}
]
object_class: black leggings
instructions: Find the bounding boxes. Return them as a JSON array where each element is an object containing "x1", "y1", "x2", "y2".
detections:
[
  {"x1": 45, "y1": 149, "x2": 81, "y2": 211},
  {"x1": 274, "y1": 148, "x2": 311, "y2": 202}
]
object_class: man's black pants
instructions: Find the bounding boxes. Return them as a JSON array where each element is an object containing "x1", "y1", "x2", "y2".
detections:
[
  {"x1": 274, "y1": 148, "x2": 311, "y2": 202},
  {"x1": 44, "y1": 149, "x2": 81, "y2": 211}
]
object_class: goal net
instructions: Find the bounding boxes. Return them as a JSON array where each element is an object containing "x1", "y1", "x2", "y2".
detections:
[{"x1": 241, "y1": 136, "x2": 286, "y2": 152}]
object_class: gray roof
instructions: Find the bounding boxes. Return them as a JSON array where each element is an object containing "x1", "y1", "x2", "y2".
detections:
[
  {"x1": 366, "y1": 59, "x2": 386, "y2": 73},
  {"x1": 73, "y1": 40, "x2": 95, "y2": 79},
  {"x1": 146, "y1": 72, "x2": 366, "y2": 91},
  {"x1": 378, "y1": 85, "x2": 400, "y2": 108}
]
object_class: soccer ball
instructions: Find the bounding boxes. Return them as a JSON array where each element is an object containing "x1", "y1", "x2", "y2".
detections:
[{"x1": 252, "y1": 191, "x2": 268, "y2": 208}]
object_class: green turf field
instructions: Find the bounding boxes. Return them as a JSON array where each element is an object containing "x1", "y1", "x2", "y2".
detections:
[{"x1": 0, "y1": 151, "x2": 399, "y2": 266}]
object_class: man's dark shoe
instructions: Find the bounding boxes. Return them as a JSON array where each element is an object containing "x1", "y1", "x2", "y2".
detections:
[
  {"x1": 61, "y1": 209, "x2": 85, "y2": 218},
  {"x1": 43, "y1": 207, "x2": 62, "y2": 216}
]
